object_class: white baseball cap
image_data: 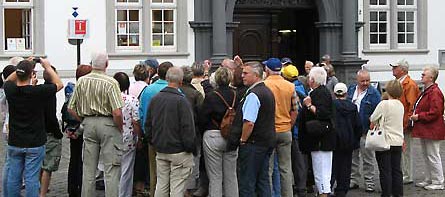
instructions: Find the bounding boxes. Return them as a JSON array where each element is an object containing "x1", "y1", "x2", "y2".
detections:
[{"x1": 334, "y1": 83, "x2": 348, "y2": 96}]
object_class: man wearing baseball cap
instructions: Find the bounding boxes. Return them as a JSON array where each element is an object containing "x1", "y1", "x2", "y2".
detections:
[
  {"x1": 140, "y1": 58, "x2": 159, "y2": 84},
  {"x1": 390, "y1": 59, "x2": 420, "y2": 185},
  {"x1": 263, "y1": 58, "x2": 298, "y2": 197}
]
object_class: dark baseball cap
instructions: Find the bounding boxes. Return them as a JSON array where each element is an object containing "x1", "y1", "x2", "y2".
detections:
[{"x1": 140, "y1": 58, "x2": 159, "y2": 69}]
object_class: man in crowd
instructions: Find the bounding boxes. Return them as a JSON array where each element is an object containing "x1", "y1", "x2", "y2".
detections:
[
  {"x1": 263, "y1": 58, "x2": 298, "y2": 197},
  {"x1": 236, "y1": 61, "x2": 276, "y2": 196},
  {"x1": 304, "y1": 61, "x2": 314, "y2": 76},
  {"x1": 347, "y1": 69, "x2": 381, "y2": 192},
  {"x1": 4, "y1": 58, "x2": 63, "y2": 196},
  {"x1": 390, "y1": 59, "x2": 420, "y2": 184},
  {"x1": 68, "y1": 51, "x2": 124, "y2": 197},
  {"x1": 40, "y1": 66, "x2": 64, "y2": 197},
  {"x1": 139, "y1": 61, "x2": 173, "y2": 197},
  {"x1": 141, "y1": 58, "x2": 160, "y2": 84},
  {"x1": 145, "y1": 66, "x2": 196, "y2": 196}
]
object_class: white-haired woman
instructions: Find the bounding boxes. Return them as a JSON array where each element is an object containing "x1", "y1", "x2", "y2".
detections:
[
  {"x1": 299, "y1": 67, "x2": 336, "y2": 197},
  {"x1": 410, "y1": 66, "x2": 445, "y2": 190}
]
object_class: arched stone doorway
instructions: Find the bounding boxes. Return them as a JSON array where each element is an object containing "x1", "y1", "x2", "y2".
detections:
[
  {"x1": 191, "y1": 0, "x2": 366, "y2": 83},
  {"x1": 232, "y1": 0, "x2": 319, "y2": 72}
]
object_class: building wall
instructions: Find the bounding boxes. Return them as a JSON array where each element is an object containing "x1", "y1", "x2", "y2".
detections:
[
  {"x1": 0, "y1": 0, "x2": 195, "y2": 77},
  {"x1": 358, "y1": 0, "x2": 445, "y2": 89}
]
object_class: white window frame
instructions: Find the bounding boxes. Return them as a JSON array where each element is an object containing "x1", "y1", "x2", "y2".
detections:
[
  {"x1": 396, "y1": 0, "x2": 417, "y2": 49},
  {"x1": 115, "y1": 0, "x2": 142, "y2": 52},
  {"x1": 150, "y1": 0, "x2": 176, "y2": 52},
  {"x1": 369, "y1": 1, "x2": 390, "y2": 50},
  {"x1": 2, "y1": 0, "x2": 33, "y2": 53},
  {"x1": 364, "y1": 0, "x2": 424, "y2": 52}
]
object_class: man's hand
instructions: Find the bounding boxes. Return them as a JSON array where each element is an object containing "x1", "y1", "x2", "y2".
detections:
[{"x1": 234, "y1": 55, "x2": 243, "y2": 67}]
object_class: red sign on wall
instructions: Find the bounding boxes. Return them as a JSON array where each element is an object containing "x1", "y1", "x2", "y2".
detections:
[{"x1": 75, "y1": 20, "x2": 86, "y2": 35}]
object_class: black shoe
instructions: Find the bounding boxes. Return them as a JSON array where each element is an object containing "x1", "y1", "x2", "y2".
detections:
[
  {"x1": 365, "y1": 184, "x2": 375, "y2": 193},
  {"x1": 96, "y1": 180, "x2": 105, "y2": 190}
]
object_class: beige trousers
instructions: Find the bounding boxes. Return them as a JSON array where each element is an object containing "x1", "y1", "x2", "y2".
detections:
[
  {"x1": 81, "y1": 117, "x2": 123, "y2": 197},
  {"x1": 154, "y1": 152, "x2": 194, "y2": 197}
]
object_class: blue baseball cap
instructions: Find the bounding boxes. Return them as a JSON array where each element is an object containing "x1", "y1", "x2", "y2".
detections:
[
  {"x1": 262, "y1": 58, "x2": 282, "y2": 72},
  {"x1": 140, "y1": 58, "x2": 159, "y2": 69}
]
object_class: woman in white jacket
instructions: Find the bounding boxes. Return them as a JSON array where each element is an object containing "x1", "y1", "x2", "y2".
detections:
[{"x1": 369, "y1": 79, "x2": 404, "y2": 197}]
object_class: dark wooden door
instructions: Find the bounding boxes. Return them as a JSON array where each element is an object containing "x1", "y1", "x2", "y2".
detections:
[{"x1": 233, "y1": 10, "x2": 272, "y2": 62}]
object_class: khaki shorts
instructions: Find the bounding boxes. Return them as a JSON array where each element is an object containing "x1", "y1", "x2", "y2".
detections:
[{"x1": 42, "y1": 134, "x2": 62, "y2": 172}]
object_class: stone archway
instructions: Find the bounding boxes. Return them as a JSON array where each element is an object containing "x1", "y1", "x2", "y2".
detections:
[
  {"x1": 191, "y1": 0, "x2": 366, "y2": 83},
  {"x1": 231, "y1": 0, "x2": 319, "y2": 70}
]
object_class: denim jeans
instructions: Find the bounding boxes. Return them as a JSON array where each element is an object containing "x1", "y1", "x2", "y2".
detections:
[
  {"x1": 2, "y1": 135, "x2": 8, "y2": 196},
  {"x1": 6, "y1": 145, "x2": 45, "y2": 197},
  {"x1": 238, "y1": 143, "x2": 273, "y2": 197}
]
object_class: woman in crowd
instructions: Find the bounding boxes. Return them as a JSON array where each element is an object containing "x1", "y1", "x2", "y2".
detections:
[
  {"x1": 369, "y1": 80, "x2": 404, "y2": 197},
  {"x1": 62, "y1": 64, "x2": 92, "y2": 197},
  {"x1": 199, "y1": 67, "x2": 239, "y2": 197},
  {"x1": 128, "y1": 64, "x2": 149, "y2": 98},
  {"x1": 410, "y1": 66, "x2": 445, "y2": 190},
  {"x1": 299, "y1": 67, "x2": 336, "y2": 197},
  {"x1": 128, "y1": 64, "x2": 150, "y2": 195},
  {"x1": 113, "y1": 72, "x2": 142, "y2": 197}
]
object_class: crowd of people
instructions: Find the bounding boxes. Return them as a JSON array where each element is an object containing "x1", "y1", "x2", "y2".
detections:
[{"x1": 0, "y1": 52, "x2": 444, "y2": 197}]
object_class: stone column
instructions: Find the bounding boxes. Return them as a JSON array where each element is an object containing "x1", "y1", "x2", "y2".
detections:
[
  {"x1": 211, "y1": 0, "x2": 227, "y2": 63},
  {"x1": 342, "y1": 0, "x2": 358, "y2": 58}
]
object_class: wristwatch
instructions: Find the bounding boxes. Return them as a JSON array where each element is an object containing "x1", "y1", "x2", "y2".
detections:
[
  {"x1": 240, "y1": 138, "x2": 247, "y2": 145},
  {"x1": 307, "y1": 104, "x2": 312, "y2": 110}
]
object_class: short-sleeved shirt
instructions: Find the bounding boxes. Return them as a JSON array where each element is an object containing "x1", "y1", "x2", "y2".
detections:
[
  {"x1": 242, "y1": 92, "x2": 261, "y2": 123},
  {"x1": 68, "y1": 70, "x2": 123, "y2": 117},
  {"x1": 4, "y1": 81, "x2": 57, "y2": 147},
  {"x1": 122, "y1": 93, "x2": 140, "y2": 151}
]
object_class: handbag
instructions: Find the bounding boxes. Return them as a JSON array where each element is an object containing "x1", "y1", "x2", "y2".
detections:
[
  {"x1": 365, "y1": 108, "x2": 390, "y2": 151},
  {"x1": 305, "y1": 119, "x2": 331, "y2": 137}
]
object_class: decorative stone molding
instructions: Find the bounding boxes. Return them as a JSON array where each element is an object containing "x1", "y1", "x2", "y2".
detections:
[{"x1": 236, "y1": 0, "x2": 313, "y2": 7}]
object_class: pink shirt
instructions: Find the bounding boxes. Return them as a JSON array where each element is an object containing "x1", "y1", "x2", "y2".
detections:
[{"x1": 129, "y1": 81, "x2": 148, "y2": 97}]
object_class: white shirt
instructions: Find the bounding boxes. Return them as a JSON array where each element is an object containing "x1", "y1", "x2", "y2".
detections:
[{"x1": 352, "y1": 86, "x2": 367, "y2": 112}]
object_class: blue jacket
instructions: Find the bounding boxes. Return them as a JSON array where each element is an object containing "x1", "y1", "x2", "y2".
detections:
[
  {"x1": 292, "y1": 80, "x2": 307, "y2": 138},
  {"x1": 347, "y1": 85, "x2": 381, "y2": 134},
  {"x1": 139, "y1": 79, "x2": 168, "y2": 133}
]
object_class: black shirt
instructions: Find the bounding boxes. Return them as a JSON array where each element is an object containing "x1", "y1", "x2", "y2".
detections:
[
  {"x1": 4, "y1": 81, "x2": 57, "y2": 147},
  {"x1": 44, "y1": 81, "x2": 63, "y2": 139}
]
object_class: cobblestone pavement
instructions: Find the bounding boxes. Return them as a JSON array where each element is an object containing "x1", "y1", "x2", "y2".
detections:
[{"x1": 0, "y1": 136, "x2": 444, "y2": 196}]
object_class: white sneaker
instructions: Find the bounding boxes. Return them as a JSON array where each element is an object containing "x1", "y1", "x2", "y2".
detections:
[
  {"x1": 415, "y1": 181, "x2": 430, "y2": 187},
  {"x1": 424, "y1": 184, "x2": 444, "y2": 190}
]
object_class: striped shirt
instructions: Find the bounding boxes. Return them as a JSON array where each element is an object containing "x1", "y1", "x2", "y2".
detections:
[{"x1": 68, "y1": 70, "x2": 123, "y2": 117}]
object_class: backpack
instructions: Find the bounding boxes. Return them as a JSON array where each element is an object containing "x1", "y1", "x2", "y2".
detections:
[{"x1": 212, "y1": 90, "x2": 236, "y2": 139}]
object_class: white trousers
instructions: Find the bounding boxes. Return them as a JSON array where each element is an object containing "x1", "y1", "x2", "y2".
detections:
[
  {"x1": 311, "y1": 151, "x2": 333, "y2": 194},
  {"x1": 420, "y1": 139, "x2": 444, "y2": 185},
  {"x1": 119, "y1": 148, "x2": 136, "y2": 197}
]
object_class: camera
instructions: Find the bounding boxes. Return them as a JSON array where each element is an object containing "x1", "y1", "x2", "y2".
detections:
[{"x1": 33, "y1": 57, "x2": 41, "y2": 63}]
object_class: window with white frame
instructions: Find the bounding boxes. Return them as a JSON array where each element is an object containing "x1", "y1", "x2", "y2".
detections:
[
  {"x1": 364, "y1": 0, "x2": 423, "y2": 51},
  {"x1": 151, "y1": 0, "x2": 176, "y2": 50},
  {"x1": 115, "y1": 0, "x2": 142, "y2": 50},
  {"x1": 108, "y1": 0, "x2": 185, "y2": 54},
  {"x1": 396, "y1": 0, "x2": 416, "y2": 47},
  {"x1": 3, "y1": 0, "x2": 33, "y2": 52},
  {"x1": 369, "y1": 0, "x2": 389, "y2": 48}
]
